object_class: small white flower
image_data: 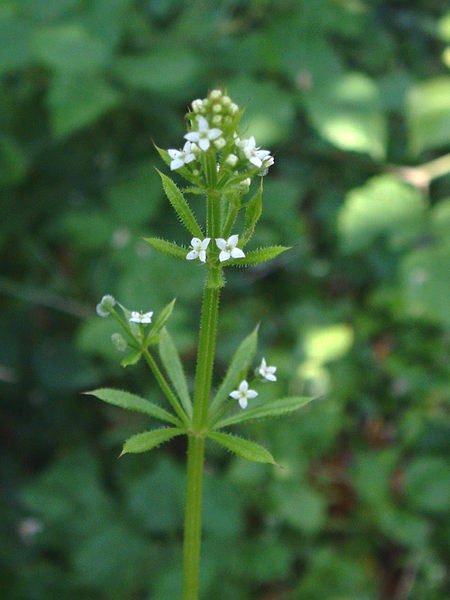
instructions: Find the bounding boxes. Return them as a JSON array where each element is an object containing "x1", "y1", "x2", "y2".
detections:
[
  {"x1": 129, "y1": 310, "x2": 153, "y2": 324},
  {"x1": 184, "y1": 116, "x2": 223, "y2": 151},
  {"x1": 239, "y1": 136, "x2": 273, "y2": 169},
  {"x1": 226, "y1": 153, "x2": 238, "y2": 166},
  {"x1": 191, "y1": 99, "x2": 203, "y2": 112},
  {"x1": 168, "y1": 141, "x2": 197, "y2": 171},
  {"x1": 215, "y1": 235, "x2": 245, "y2": 262},
  {"x1": 186, "y1": 237, "x2": 211, "y2": 263},
  {"x1": 258, "y1": 357, "x2": 277, "y2": 382},
  {"x1": 230, "y1": 380, "x2": 258, "y2": 409},
  {"x1": 96, "y1": 294, "x2": 116, "y2": 317}
]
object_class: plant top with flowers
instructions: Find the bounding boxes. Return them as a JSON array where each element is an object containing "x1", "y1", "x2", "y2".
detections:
[{"x1": 86, "y1": 89, "x2": 313, "y2": 600}]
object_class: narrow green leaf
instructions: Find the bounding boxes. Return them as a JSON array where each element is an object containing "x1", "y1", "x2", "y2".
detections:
[
  {"x1": 85, "y1": 388, "x2": 181, "y2": 426},
  {"x1": 143, "y1": 237, "x2": 187, "y2": 260},
  {"x1": 121, "y1": 427, "x2": 184, "y2": 455},
  {"x1": 227, "y1": 246, "x2": 291, "y2": 267},
  {"x1": 157, "y1": 170, "x2": 203, "y2": 237},
  {"x1": 241, "y1": 184, "x2": 262, "y2": 246},
  {"x1": 151, "y1": 299, "x2": 176, "y2": 336},
  {"x1": 159, "y1": 328, "x2": 192, "y2": 417},
  {"x1": 209, "y1": 326, "x2": 258, "y2": 415},
  {"x1": 214, "y1": 396, "x2": 313, "y2": 429},
  {"x1": 208, "y1": 431, "x2": 276, "y2": 465},
  {"x1": 120, "y1": 350, "x2": 142, "y2": 367}
]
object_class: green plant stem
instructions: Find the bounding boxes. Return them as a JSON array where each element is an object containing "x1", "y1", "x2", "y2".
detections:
[
  {"x1": 182, "y1": 435, "x2": 205, "y2": 600},
  {"x1": 142, "y1": 349, "x2": 188, "y2": 426},
  {"x1": 182, "y1": 189, "x2": 221, "y2": 599}
]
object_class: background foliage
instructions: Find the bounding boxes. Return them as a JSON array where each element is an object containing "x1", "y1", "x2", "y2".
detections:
[{"x1": 1, "y1": 1, "x2": 449, "y2": 598}]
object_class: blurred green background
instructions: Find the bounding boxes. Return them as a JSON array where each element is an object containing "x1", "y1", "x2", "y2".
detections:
[{"x1": 1, "y1": 1, "x2": 449, "y2": 598}]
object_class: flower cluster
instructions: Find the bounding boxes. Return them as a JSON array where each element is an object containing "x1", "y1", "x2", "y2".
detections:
[
  {"x1": 229, "y1": 357, "x2": 277, "y2": 409},
  {"x1": 167, "y1": 89, "x2": 274, "y2": 180},
  {"x1": 186, "y1": 235, "x2": 245, "y2": 264}
]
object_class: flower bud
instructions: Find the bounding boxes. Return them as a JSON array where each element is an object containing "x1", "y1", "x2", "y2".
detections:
[
  {"x1": 210, "y1": 89, "x2": 222, "y2": 100},
  {"x1": 226, "y1": 153, "x2": 238, "y2": 167},
  {"x1": 191, "y1": 99, "x2": 203, "y2": 112},
  {"x1": 222, "y1": 95, "x2": 231, "y2": 106},
  {"x1": 212, "y1": 103, "x2": 222, "y2": 113},
  {"x1": 111, "y1": 333, "x2": 127, "y2": 352},
  {"x1": 214, "y1": 137, "x2": 226, "y2": 150},
  {"x1": 212, "y1": 115, "x2": 222, "y2": 125},
  {"x1": 229, "y1": 103, "x2": 239, "y2": 114},
  {"x1": 96, "y1": 294, "x2": 116, "y2": 317}
]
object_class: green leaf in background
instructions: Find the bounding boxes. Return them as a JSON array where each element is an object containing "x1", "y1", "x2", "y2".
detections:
[
  {"x1": 241, "y1": 184, "x2": 263, "y2": 246},
  {"x1": 209, "y1": 326, "x2": 259, "y2": 415},
  {"x1": 400, "y1": 242, "x2": 450, "y2": 327},
  {"x1": 403, "y1": 457, "x2": 450, "y2": 514},
  {"x1": 121, "y1": 427, "x2": 184, "y2": 455},
  {"x1": 338, "y1": 175, "x2": 425, "y2": 252},
  {"x1": 227, "y1": 77, "x2": 295, "y2": 146},
  {"x1": 32, "y1": 25, "x2": 111, "y2": 72},
  {"x1": 226, "y1": 245, "x2": 290, "y2": 267},
  {"x1": 304, "y1": 72, "x2": 387, "y2": 160},
  {"x1": 0, "y1": 134, "x2": 28, "y2": 185},
  {"x1": 48, "y1": 74, "x2": 120, "y2": 137},
  {"x1": 303, "y1": 324, "x2": 354, "y2": 364},
  {"x1": 143, "y1": 237, "x2": 187, "y2": 260},
  {"x1": 85, "y1": 388, "x2": 181, "y2": 426},
  {"x1": 158, "y1": 328, "x2": 192, "y2": 417},
  {"x1": 271, "y1": 483, "x2": 327, "y2": 534},
  {"x1": 157, "y1": 170, "x2": 204, "y2": 238},
  {"x1": 0, "y1": 19, "x2": 33, "y2": 75},
  {"x1": 114, "y1": 47, "x2": 201, "y2": 95},
  {"x1": 407, "y1": 77, "x2": 450, "y2": 155},
  {"x1": 208, "y1": 431, "x2": 276, "y2": 465},
  {"x1": 215, "y1": 396, "x2": 313, "y2": 429}
]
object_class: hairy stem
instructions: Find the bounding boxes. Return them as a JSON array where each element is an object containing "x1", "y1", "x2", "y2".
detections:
[{"x1": 182, "y1": 435, "x2": 205, "y2": 600}]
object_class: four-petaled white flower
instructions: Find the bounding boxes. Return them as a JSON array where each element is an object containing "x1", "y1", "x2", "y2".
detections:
[
  {"x1": 168, "y1": 141, "x2": 197, "y2": 171},
  {"x1": 184, "y1": 116, "x2": 222, "y2": 151},
  {"x1": 229, "y1": 380, "x2": 258, "y2": 409},
  {"x1": 215, "y1": 235, "x2": 245, "y2": 262},
  {"x1": 239, "y1": 136, "x2": 274, "y2": 169},
  {"x1": 258, "y1": 357, "x2": 277, "y2": 382},
  {"x1": 129, "y1": 311, "x2": 153, "y2": 324},
  {"x1": 186, "y1": 237, "x2": 211, "y2": 263}
]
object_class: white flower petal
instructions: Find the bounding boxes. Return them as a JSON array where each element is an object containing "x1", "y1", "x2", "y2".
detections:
[
  {"x1": 170, "y1": 158, "x2": 184, "y2": 170},
  {"x1": 197, "y1": 116, "x2": 209, "y2": 131},
  {"x1": 198, "y1": 250, "x2": 206, "y2": 263},
  {"x1": 230, "y1": 247, "x2": 245, "y2": 259},
  {"x1": 191, "y1": 237, "x2": 201, "y2": 247},
  {"x1": 246, "y1": 389, "x2": 258, "y2": 399},
  {"x1": 186, "y1": 250, "x2": 198, "y2": 260},
  {"x1": 215, "y1": 238, "x2": 227, "y2": 250},
  {"x1": 239, "y1": 380, "x2": 249, "y2": 392},
  {"x1": 250, "y1": 156, "x2": 263, "y2": 168},
  {"x1": 227, "y1": 234, "x2": 239, "y2": 248},
  {"x1": 208, "y1": 128, "x2": 222, "y2": 140},
  {"x1": 168, "y1": 149, "x2": 179, "y2": 158},
  {"x1": 184, "y1": 132, "x2": 199, "y2": 142},
  {"x1": 184, "y1": 153, "x2": 196, "y2": 164},
  {"x1": 198, "y1": 138, "x2": 210, "y2": 151},
  {"x1": 238, "y1": 397, "x2": 248, "y2": 409},
  {"x1": 201, "y1": 238, "x2": 211, "y2": 249},
  {"x1": 219, "y1": 250, "x2": 230, "y2": 262},
  {"x1": 266, "y1": 373, "x2": 277, "y2": 382},
  {"x1": 230, "y1": 390, "x2": 241, "y2": 400}
]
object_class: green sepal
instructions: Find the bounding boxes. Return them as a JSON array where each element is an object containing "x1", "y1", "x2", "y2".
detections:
[
  {"x1": 85, "y1": 388, "x2": 181, "y2": 426},
  {"x1": 213, "y1": 396, "x2": 314, "y2": 429},
  {"x1": 120, "y1": 427, "x2": 185, "y2": 455},
  {"x1": 226, "y1": 246, "x2": 291, "y2": 267},
  {"x1": 208, "y1": 431, "x2": 276, "y2": 465},
  {"x1": 157, "y1": 169, "x2": 204, "y2": 238},
  {"x1": 209, "y1": 325, "x2": 259, "y2": 415},
  {"x1": 241, "y1": 183, "x2": 262, "y2": 246},
  {"x1": 143, "y1": 237, "x2": 187, "y2": 260},
  {"x1": 206, "y1": 267, "x2": 225, "y2": 289},
  {"x1": 120, "y1": 350, "x2": 142, "y2": 367},
  {"x1": 158, "y1": 328, "x2": 193, "y2": 418}
]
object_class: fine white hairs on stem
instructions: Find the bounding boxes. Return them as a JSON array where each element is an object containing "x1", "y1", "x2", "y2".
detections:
[
  {"x1": 229, "y1": 380, "x2": 258, "y2": 409},
  {"x1": 215, "y1": 235, "x2": 245, "y2": 262}
]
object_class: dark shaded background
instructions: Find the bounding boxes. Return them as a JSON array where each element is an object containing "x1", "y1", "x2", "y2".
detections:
[{"x1": 1, "y1": 1, "x2": 449, "y2": 598}]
